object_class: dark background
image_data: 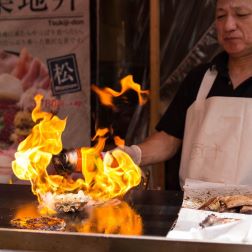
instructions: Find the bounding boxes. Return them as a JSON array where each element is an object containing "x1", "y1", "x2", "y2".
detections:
[{"x1": 90, "y1": 0, "x2": 220, "y2": 190}]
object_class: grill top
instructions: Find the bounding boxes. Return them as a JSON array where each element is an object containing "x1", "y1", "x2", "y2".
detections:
[{"x1": 0, "y1": 184, "x2": 183, "y2": 236}]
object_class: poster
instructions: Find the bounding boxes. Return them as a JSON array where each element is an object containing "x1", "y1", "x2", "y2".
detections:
[{"x1": 0, "y1": 0, "x2": 90, "y2": 183}]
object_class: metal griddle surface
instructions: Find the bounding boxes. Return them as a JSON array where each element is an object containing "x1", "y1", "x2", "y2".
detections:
[
  {"x1": 2, "y1": 184, "x2": 252, "y2": 252},
  {"x1": 0, "y1": 184, "x2": 183, "y2": 236}
]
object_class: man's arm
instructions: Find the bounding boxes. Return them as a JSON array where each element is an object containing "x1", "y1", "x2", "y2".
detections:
[{"x1": 138, "y1": 130, "x2": 182, "y2": 166}]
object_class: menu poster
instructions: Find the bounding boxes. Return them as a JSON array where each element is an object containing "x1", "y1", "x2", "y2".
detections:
[{"x1": 0, "y1": 0, "x2": 90, "y2": 182}]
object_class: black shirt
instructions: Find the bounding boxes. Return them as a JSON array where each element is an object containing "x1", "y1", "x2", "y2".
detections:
[{"x1": 156, "y1": 52, "x2": 252, "y2": 139}]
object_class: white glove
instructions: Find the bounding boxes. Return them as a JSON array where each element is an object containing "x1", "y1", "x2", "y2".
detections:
[{"x1": 116, "y1": 145, "x2": 142, "y2": 166}]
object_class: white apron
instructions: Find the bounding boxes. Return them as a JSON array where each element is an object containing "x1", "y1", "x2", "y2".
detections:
[{"x1": 179, "y1": 69, "x2": 252, "y2": 187}]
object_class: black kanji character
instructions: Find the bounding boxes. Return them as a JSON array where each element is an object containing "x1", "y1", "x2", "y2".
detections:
[
  {"x1": 0, "y1": 0, "x2": 13, "y2": 13},
  {"x1": 53, "y1": 0, "x2": 75, "y2": 11},
  {"x1": 18, "y1": 0, "x2": 48, "y2": 12}
]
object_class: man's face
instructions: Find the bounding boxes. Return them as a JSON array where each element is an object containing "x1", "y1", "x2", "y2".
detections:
[{"x1": 216, "y1": 0, "x2": 252, "y2": 57}]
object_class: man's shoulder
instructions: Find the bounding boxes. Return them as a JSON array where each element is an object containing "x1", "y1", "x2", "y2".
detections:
[
  {"x1": 181, "y1": 63, "x2": 211, "y2": 91},
  {"x1": 188, "y1": 51, "x2": 227, "y2": 78},
  {"x1": 188, "y1": 63, "x2": 212, "y2": 78}
]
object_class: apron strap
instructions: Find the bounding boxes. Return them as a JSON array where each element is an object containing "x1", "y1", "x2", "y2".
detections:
[{"x1": 196, "y1": 68, "x2": 218, "y2": 101}]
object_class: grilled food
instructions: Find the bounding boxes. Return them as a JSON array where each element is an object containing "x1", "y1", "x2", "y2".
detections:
[
  {"x1": 199, "y1": 214, "x2": 239, "y2": 228},
  {"x1": 199, "y1": 194, "x2": 252, "y2": 214},
  {"x1": 41, "y1": 190, "x2": 92, "y2": 213},
  {"x1": 42, "y1": 190, "x2": 93, "y2": 213},
  {"x1": 10, "y1": 216, "x2": 66, "y2": 231}
]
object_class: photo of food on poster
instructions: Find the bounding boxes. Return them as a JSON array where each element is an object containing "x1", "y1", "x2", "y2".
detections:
[{"x1": 0, "y1": 0, "x2": 90, "y2": 183}]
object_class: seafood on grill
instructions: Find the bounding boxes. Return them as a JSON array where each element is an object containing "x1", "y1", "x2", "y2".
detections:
[
  {"x1": 10, "y1": 216, "x2": 66, "y2": 231},
  {"x1": 199, "y1": 213, "x2": 240, "y2": 228},
  {"x1": 199, "y1": 195, "x2": 252, "y2": 214},
  {"x1": 41, "y1": 190, "x2": 92, "y2": 213}
]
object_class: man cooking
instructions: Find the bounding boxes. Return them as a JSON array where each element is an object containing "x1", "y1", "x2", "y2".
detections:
[{"x1": 123, "y1": 0, "x2": 252, "y2": 188}]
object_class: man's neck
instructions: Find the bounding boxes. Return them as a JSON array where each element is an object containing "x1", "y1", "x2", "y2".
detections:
[
  {"x1": 229, "y1": 53, "x2": 252, "y2": 73},
  {"x1": 228, "y1": 53, "x2": 252, "y2": 88}
]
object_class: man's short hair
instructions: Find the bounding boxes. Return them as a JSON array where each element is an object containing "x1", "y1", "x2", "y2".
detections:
[{"x1": 213, "y1": 0, "x2": 217, "y2": 11}]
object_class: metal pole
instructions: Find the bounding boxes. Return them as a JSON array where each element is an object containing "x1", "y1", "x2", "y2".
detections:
[{"x1": 149, "y1": 0, "x2": 164, "y2": 190}]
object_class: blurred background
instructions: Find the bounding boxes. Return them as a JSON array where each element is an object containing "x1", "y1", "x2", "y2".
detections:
[{"x1": 90, "y1": 0, "x2": 220, "y2": 190}]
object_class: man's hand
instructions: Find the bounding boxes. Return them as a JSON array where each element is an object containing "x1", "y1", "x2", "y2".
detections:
[
  {"x1": 51, "y1": 149, "x2": 75, "y2": 176},
  {"x1": 114, "y1": 145, "x2": 142, "y2": 166}
]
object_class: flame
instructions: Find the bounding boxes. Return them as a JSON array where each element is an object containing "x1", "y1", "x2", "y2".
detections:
[
  {"x1": 76, "y1": 201, "x2": 142, "y2": 235},
  {"x1": 12, "y1": 94, "x2": 142, "y2": 209},
  {"x1": 76, "y1": 128, "x2": 141, "y2": 200},
  {"x1": 14, "y1": 201, "x2": 143, "y2": 235},
  {"x1": 12, "y1": 94, "x2": 85, "y2": 208},
  {"x1": 79, "y1": 147, "x2": 141, "y2": 200},
  {"x1": 14, "y1": 203, "x2": 40, "y2": 219},
  {"x1": 114, "y1": 135, "x2": 125, "y2": 147},
  {"x1": 91, "y1": 75, "x2": 149, "y2": 109}
]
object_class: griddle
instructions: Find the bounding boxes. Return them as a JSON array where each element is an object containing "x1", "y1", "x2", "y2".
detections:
[
  {"x1": 0, "y1": 184, "x2": 182, "y2": 236},
  {"x1": 1, "y1": 184, "x2": 252, "y2": 252}
]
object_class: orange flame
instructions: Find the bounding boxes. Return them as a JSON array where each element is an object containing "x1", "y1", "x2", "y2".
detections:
[
  {"x1": 74, "y1": 128, "x2": 141, "y2": 200},
  {"x1": 114, "y1": 135, "x2": 125, "y2": 147},
  {"x1": 77, "y1": 201, "x2": 142, "y2": 235},
  {"x1": 79, "y1": 147, "x2": 141, "y2": 200},
  {"x1": 13, "y1": 201, "x2": 143, "y2": 235},
  {"x1": 91, "y1": 75, "x2": 149, "y2": 109},
  {"x1": 12, "y1": 94, "x2": 85, "y2": 204},
  {"x1": 14, "y1": 203, "x2": 40, "y2": 219},
  {"x1": 12, "y1": 92, "x2": 142, "y2": 209}
]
